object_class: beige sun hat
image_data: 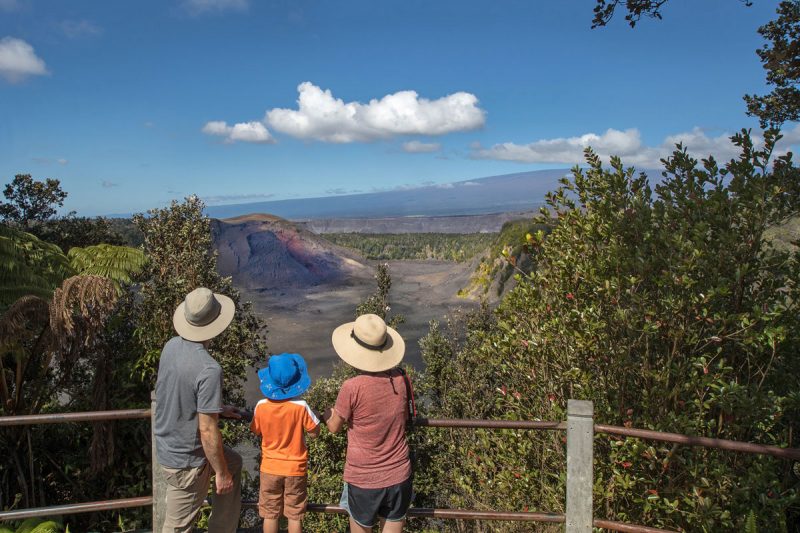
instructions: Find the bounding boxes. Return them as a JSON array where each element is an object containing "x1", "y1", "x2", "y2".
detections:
[
  {"x1": 173, "y1": 287, "x2": 235, "y2": 342},
  {"x1": 332, "y1": 313, "x2": 405, "y2": 372}
]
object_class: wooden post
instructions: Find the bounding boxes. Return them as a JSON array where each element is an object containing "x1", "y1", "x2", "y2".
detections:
[
  {"x1": 151, "y1": 391, "x2": 166, "y2": 533},
  {"x1": 566, "y1": 399, "x2": 593, "y2": 533}
]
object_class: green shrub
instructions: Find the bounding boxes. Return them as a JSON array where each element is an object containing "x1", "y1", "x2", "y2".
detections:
[{"x1": 418, "y1": 131, "x2": 800, "y2": 531}]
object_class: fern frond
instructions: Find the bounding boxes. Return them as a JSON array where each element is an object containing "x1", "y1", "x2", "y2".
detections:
[
  {"x1": 0, "y1": 224, "x2": 73, "y2": 309},
  {"x1": 49, "y1": 275, "x2": 118, "y2": 343},
  {"x1": 68, "y1": 244, "x2": 147, "y2": 287}
]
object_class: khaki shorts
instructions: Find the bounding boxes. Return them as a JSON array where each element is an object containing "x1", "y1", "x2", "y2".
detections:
[{"x1": 259, "y1": 472, "x2": 308, "y2": 520}]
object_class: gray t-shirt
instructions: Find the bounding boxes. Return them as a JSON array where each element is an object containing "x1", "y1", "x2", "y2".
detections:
[{"x1": 154, "y1": 336, "x2": 223, "y2": 468}]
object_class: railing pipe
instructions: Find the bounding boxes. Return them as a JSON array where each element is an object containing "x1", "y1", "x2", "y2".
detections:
[
  {"x1": 593, "y1": 518, "x2": 680, "y2": 533},
  {"x1": 595, "y1": 424, "x2": 800, "y2": 461},
  {"x1": 414, "y1": 418, "x2": 565, "y2": 430},
  {"x1": 0, "y1": 497, "x2": 152, "y2": 521},
  {"x1": 0, "y1": 406, "x2": 792, "y2": 533},
  {"x1": 0, "y1": 409, "x2": 150, "y2": 426},
  {"x1": 244, "y1": 502, "x2": 567, "y2": 522}
]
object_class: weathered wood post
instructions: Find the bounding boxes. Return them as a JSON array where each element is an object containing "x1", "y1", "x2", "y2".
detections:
[
  {"x1": 151, "y1": 391, "x2": 166, "y2": 533},
  {"x1": 566, "y1": 399, "x2": 594, "y2": 533}
]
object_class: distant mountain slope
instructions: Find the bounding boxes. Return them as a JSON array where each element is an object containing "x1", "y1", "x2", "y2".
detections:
[
  {"x1": 204, "y1": 169, "x2": 570, "y2": 220},
  {"x1": 212, "y1": 214, "x2": 369, "y2": 291},
  {"x1": 299, "y1": 211, "x2": 536, "y2": 234}
]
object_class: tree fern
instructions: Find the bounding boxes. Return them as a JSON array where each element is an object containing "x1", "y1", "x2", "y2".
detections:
[
  {"x1": 0, "y1": 224, "x2": 72, "y2": 309},
  {"x1": 67, "y1": 243, "x2": 146, "y2": 288}
]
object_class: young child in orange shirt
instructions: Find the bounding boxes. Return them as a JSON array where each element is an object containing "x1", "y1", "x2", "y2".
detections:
[{"x1": 251, "y1": 353, "x2": 320, "y2": 533}]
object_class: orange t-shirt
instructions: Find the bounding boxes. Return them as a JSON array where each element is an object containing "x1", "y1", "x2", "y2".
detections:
[{"x1": 250, "y1": 398, "x2": 320, "y2": 476}]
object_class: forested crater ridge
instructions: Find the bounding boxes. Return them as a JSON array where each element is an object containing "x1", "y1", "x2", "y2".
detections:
[{"x1": 211, "y1": 214, "x2": 368, "y2": 291}]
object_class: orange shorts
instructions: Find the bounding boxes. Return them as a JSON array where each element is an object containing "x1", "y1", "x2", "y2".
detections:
[{"x1": 258, "y1": 472, "x2": 308, "y2": 520}]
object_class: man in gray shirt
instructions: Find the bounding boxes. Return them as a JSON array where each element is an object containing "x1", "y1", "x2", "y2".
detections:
[{"x1": 155, "y1": 287, "x2": 243, "y2": 532}]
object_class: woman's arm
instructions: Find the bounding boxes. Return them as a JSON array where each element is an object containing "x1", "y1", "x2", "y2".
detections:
[{"x1": 322, "y1": 407, "x2": 345, "y2": 433}]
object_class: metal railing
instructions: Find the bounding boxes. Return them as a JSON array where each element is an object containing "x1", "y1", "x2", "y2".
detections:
[{"x1": 2, "y1": 398, "x2": 798, "y2": 532}]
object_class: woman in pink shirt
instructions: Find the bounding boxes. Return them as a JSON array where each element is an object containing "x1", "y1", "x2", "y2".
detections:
[{"x1": 322, "y1": 313, "x2": 412, "y2": 533}]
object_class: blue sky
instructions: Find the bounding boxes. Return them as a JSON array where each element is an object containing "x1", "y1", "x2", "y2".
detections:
[{"x1": 0, "y1": 0, "x2": 793, "y2": 216}]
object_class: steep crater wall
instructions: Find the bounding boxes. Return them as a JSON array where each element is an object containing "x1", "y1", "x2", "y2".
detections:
[{"x1": 212, "y1": 215, "x2": 368, "y2": 291}]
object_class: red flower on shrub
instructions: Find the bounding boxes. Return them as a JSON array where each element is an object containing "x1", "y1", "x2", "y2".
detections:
[
  {"x1": 566, "y1": 292, "x2": 575, "y2": 300},
  {"x1": 621, "y1": 461, "x2": 632, "y2": 469}
]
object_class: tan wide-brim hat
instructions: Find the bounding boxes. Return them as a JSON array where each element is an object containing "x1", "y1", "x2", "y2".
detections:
[
  {"x1": 173, "y1": 287, "x2": 235, "y2": 342},
  {"x1": 332, "y1": 313, "x2": 405, "y2": 372}
]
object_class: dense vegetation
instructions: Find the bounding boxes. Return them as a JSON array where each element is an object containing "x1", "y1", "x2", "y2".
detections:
[
  {"x1": 0, "y1": 188, "x2": 265, "y2": 531},
  {"x1": 415, "y1": 132, "x2": 800, "y2": 531},
  {"x1": 325, "y1": 232, "x2": 496, "y2": 262}
]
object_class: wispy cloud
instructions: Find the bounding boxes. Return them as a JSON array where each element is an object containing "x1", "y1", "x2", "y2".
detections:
[
  {"x1": 60, "y1": 19, "x2": 103, "y2": 39},
  {"x1": 0, "y1": 0, "x2": 21, "y2": 12},
  {"x1": 266, "y1": 82, "x2": 486, "y2": 143},
  {"x1": 102, "y1": 180, "x2": 118, "y2": 188},
  {"x1": 202, "y1": 121, "x2": 275, "y2": 144},
  {"x1": 325, "y1": 188, "x2": 360, "y2": 195},
  {"x1": 471, "y1": 125, "x2": 800, "y2": 168},
  {"x1": 0, "y1": 37, "x2": 48, "y2": 83},
  {"x1": 144, "y1": 121, "x2": 155, "y2": 128},
  {"x1": 202, "y1": 192, "x2": 275, "y2": 204},
  {"x1": 181, "y1": 0, "x2": 248, "y2": 15},
  {"x1": 403, "y1": 140, "x2": 442, "y2": 153},
  {"x1": 31, "y1": 156, "x2": 67, "y2": 165}
]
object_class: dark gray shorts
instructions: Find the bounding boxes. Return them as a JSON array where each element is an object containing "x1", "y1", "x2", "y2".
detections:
[{"x1": 341, "y1": 477, "x2": 413, "y2": 527}]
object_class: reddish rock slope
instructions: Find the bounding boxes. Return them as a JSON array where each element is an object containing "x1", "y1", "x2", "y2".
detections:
[{"x1": 212, "y1": 214, "x2": 368, "y2": 291}]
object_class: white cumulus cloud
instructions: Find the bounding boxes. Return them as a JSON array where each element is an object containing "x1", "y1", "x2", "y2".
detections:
[
  {"x1": 202, "y1": 120, "x2": 275, "y2": 144},
  {"x1": 266, "y1": 82, "x2": 486, "y2": 143},
  {"x1": 0, "y1": 37, "x2": 48, "y2": 83},
  {"x1": 403, "y1": 140, "x2": 442, "y2": 153},
  {"x1": 472, "y1": 125, "x2": 800, "y2": 168},
  {"x1": 472, "y1": 128, "x2": 652, "y2": 165}
]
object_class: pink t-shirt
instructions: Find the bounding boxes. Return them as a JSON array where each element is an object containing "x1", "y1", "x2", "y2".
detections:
[{"x1": 334, "y1": 370, "x2": 411, "y2": 489}]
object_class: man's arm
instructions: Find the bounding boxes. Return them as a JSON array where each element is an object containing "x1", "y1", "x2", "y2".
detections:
[{"x1": 198, "y1": 412, "x2": 233, "y2": 494}]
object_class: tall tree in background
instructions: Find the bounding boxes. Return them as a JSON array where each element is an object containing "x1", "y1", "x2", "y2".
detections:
[
  {"x1": 745, "y1": 1, "x2": 800, "y2": 127},
  {"x1": 0, "y1": 174, "x2": 67, "y2": 229},
  {"x1": 132, "y1": 195, "x2": 266, "y2": 406},
  {"x1": 0, "y1": 174, "x2": 131, "y2": 252},
  {"x1": 590, "y1": 0, "x2": 752, "y2": 28}
]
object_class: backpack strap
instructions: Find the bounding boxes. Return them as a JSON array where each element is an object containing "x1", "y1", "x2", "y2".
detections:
[{"x1": 396, "y1": 367, "x2": 417, "y2": 421}]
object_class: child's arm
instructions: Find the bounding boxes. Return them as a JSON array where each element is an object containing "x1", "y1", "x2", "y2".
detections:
[
  {"x1": 249, "y1": 404, "x2": 261, "y2": 436},
  {"x1": 307, "y1": 424, "x2": 321, "y2": 439}
]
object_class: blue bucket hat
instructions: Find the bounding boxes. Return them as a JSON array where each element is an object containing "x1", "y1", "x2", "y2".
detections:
[{"x1": 257, "y1": 353, "x2": 311, "y2": 400}]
